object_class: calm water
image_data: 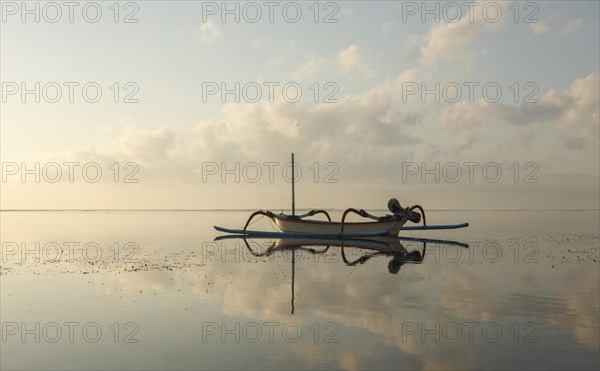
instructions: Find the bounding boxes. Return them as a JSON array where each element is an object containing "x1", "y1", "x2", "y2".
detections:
[{"x1": 1, "y1": 210, "x2": 598, "y2": 370}]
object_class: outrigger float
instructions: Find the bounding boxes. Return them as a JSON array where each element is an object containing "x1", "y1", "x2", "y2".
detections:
[{"x1": 214, "y1": 154, "x2": 469, "y2": 238}]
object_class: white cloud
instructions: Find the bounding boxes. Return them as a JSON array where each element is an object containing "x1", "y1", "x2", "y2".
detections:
[
  {"x1": 293, "y1": 45, "x2": 375, "y2": 79},
  {"x1": 419, "y1": 10, "x2": 504, "y2": 65},
  {"x1": 7, "y1": 52, "x2": 596, "y2": 208},
  {"x1": 337, "y1": 45, "x2": 363, "y2": 73},
  {"x1": 530, "y1": 21, "x2": 549, "y2": 34},
  {"x1": 382, "y1": 20, "x2": 394, "y2": 34},
  {"x1": 441, "y1": 100, "x2": 496, "y2": 150},
  {"x1": 41, "y1": 69, "x2": 422, "y2": 178},
  {"x1": 292, "y1": 55, "x2": 329, "y2": 79},
  {"x1": 32, "y1": 73, "x2": 598, "y2": 184},
  {"x1": 440, "y1": 73, "x2": 600, "y2": 151},
  {"x1": 564, "y1": 18, "x2": 584, "y2": 33},
  {"x1": 542, "y1": 73, "x2": 599, "y2": 149},
  {"x1": 336, "y1": 44, "x2": 375, "y2": 77},
  {"x1": 534, "y1": 17, "x2": 586, "y2": 35},
  {"x1": 268, "y1": 56, "x2": 285, "y2": 66},
  {"x1": 194, "y1": 70, "x2": 420, "y2": 161},
  {"x1": 199, "y1": 20, "x2": 221, "y2": 43},
  {"x1": 251, "y1": 36, "x2": 268, "y2": 47}
]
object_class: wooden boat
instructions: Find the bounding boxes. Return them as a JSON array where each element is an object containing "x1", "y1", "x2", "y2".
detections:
[
  {"x1": 233, "y1": 198, "x2": 425, "y2": 237},
  {"x1": 215, "y1": 198, "x2": 469, "y2": 238},
  {"x1": 272, "y1": 212, "x2": 406, "y2": 235},
  {"x1": 214, "y1": 154, "x2": 468, "y2": 238}
]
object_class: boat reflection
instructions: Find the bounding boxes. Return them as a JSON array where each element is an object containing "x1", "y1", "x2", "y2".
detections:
[
  {"x1": 215, "y1": 235, "x2": 468, "y2": 314},
  {"x1": 258, "y1": 237, "x2": 425, "y2": 274},
  {"x1": 215, "y1": 235, "x2": 468, "y2": 273}
]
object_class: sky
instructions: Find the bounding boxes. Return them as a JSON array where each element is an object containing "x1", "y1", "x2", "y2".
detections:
[{"x1": 1, "y1": 0, "x2": 599, "y2": 210}]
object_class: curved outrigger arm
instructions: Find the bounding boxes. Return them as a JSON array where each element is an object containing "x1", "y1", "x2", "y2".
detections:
[
  {"x1": 340, "y1": 204, "x2": 427, "y2": 233},
  {"x1": 243, "y1": 210, "x2": 277, "y2": 231},
  {"x1": 294, "y1": 209, "x2": 332, "y2": 221},
  {"x1": 243, "y1": 209, "x2": 332, "y2": 231},
  {"x1": 408, "y1": 204, "x2": 426, "y2": 226},
  {"x1": 340, "y1": 208, "x2": 381, "y2": 233}
]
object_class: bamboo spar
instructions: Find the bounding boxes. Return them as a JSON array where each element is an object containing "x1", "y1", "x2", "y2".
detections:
[{"x1": 291, "y1": 153, "x2": 295, "y2": 216}]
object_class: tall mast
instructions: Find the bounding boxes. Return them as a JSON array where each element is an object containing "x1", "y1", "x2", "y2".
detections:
[{"x1": 291, "y1": 153, "x2": 295, "y2": 216}]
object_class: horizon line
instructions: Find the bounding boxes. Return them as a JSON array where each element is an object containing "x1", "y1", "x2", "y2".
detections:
[{"x1": 1, "y1": 208, "x2": 599, "y2": 212}]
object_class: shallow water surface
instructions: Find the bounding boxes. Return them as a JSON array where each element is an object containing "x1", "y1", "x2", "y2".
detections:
[{"x1": 1, "y1": 211, "x2": 598, "y2": 370}]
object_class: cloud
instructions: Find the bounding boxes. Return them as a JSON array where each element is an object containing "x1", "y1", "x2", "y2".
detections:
[
  {"x1": 527, "y1": 15, "x2": 586, "y2": 35},
  {"x1": 292, "y1": 55, "x2": 329, "y2": 79},
  {"x1": 530, "y1": 17, "x2": 585, "y2": 35},
  {"x1": 564, "y1": 18, "x2": 584, "y2": 33},
  {"x1": 23, "y1": 72, "x2": 596, "y2": 194},
  {"x1": 293, "y1": 45, "x2": 375, "y2": 79},
  {"x1": 97, "y1": 126, "x2": 179, "y2": 167},
  {"x1": 194, "y1": 69, "x2": 420, "y2": 161},
  {"x1": 530, "y1": 21, "x2": 549, "y2": 34},
  {"x1": 542, "y1": 73, "x2": 599, "y2": 149},
  {"x1": 419, "y1": 9, "x2": 504, "y2": 65},
  {"x1": 503, "y1": 73, "x2": 599, "y2": 150},
  {"x1": 440, "y1": 73, "x2": 599, "y2": 151},
  {"x1": 337, "y1": 45, "x2": 363, "y2": 73},
  {"x1": 251, "y1": 36, "x2": 268, "y2": 47},
  {"x1": 441, "y1": 100, "x2": 497, "y2": 149},
  {"x1": 268, "y1": 56, "x2": 285, "y2": 66},
  {"x1": 199, "y1": 20, "x2": 221, "y2": 43},
  {"x1": 382, "y1": 21, "x2": 395, "y2": 34},
  {"x1": 336, "y1": 45, "x2": 375, "y2": 78},
  {"x1": 40, "y1": 68, "x2": 421, "y2": 183}
]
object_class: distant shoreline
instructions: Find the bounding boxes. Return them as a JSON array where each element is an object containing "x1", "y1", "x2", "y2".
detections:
[{"x1": 1, "y1": 209, "x2": 599, "y2": 212}]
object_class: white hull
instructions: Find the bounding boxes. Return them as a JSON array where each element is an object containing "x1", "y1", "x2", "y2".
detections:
[{"x1": 273, "y1": 216, "x2": 406, "y2": 237}]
